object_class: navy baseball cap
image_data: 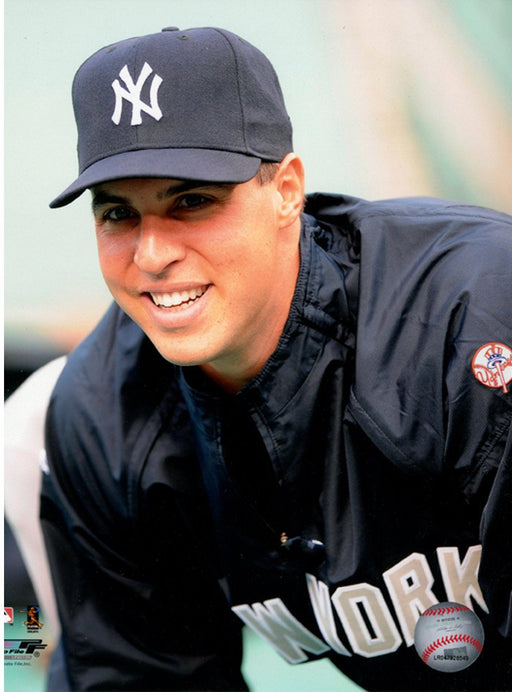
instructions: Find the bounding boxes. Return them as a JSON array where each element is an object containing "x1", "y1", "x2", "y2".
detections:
[{"x1": 50, "y1": 27, "x2": 293, "y2": 208}]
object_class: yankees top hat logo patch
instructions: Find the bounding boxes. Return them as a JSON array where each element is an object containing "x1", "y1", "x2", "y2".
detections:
[{"x1": 472, "y1": 342, "x2": 512, "y2": 393}]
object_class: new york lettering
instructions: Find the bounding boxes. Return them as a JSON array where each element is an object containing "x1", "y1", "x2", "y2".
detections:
[{"x1": 232, "y1": 545, "x2": 486, "y2": 662}]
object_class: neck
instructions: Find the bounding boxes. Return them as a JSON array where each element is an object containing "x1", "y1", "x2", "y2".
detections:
[
  {"x1": 199, "y1": 362, "x2": 258, "y2": 395},
  {"x1": 200, "y1": 227, "x2": 301, "y2": 394},
  {"x1": 199, "y1": 291, "x2": 295, "y2": 394}
]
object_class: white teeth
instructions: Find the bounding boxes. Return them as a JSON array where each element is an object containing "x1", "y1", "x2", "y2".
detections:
[{"x1": 150, "y1": 286, "x2": 207, "y2": 308}]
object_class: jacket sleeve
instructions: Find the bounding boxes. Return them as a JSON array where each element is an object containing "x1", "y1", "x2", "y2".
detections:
[
  {"x1": 40, "y1": 332, "x2": 246, "y2": 691},
  {"x1": 432, "y1": 209, "x2": 512, "y2": 640},
  {"x1": 478, "y1": 424, "x2": 512, "y2": 639},
  {"x1": 350, "y1": 200, "x2": 512, "y2": 638}
]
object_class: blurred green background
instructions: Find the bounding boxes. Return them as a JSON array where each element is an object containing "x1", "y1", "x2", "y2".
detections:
[{"x1": 4, "y1": 1, "x2": 512, "y2": 690}]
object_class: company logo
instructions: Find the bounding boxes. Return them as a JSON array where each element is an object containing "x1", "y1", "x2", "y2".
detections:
[
  {"x1": 4, "y1": 607, "x2": 14, "y2": 625},
  {"x1": 111, "y1": 63, "x2": 163, "y2": 125},
  {"x1": 19, "y1": 605, "x2": 43, "y2": 632},
  {"x1": 472, "y1": 342, "x2": 512, "y2": 393},
  {"x1": 4, "y1": 639, "x2": 48, "y2": 660}
]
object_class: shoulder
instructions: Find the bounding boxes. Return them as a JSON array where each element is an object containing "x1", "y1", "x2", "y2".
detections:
[
  {"x1": 53, "y1": 302, "x2": 139, "y2": 395},
  {"x1": 52, "y1": 302, "x2": 176, "y2": 414},
  {"x1": 356, "y1": 197, "x2": 512, "y2": 271},
  {"x1": 306, "y1": 193, "x2": 512, "y2": 346},
  {"x1": 306, "y1": 192, "x2": 512, "y2": 248},
  {"x1": 352, "y1": 194, "x2": 511, "y2": 224},
  {"x1": 307, "y1": 195, "x2": 512, "y2": 475},
  {"x1": 305, "y1": 194, "x2": 512, "y2": 295},
  {"x1": 45, "y1": 304, "x2": 186, "y2": 527},
  {"x1": 309, "y1": 193, "x2": 512, "y2": 300},
  {"x1": 47, "y1": 303, "x2": 181, "y2": 478},
  {"x1": 307, "y1": 191, "x2": 512, "y2": 223}
]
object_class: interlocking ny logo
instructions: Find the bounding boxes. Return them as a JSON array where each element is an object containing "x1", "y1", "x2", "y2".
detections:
[{"x1": 111, "y1": 62, "x2": 163, "y2": 126}]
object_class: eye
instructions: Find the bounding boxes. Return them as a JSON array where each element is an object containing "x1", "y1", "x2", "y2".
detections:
[
  {"x1": 102, "y1": 205, "x2": 138, "y2": 222},
  {"x1": 174, "y1": 193, "x2": 212, "y2": 210}
]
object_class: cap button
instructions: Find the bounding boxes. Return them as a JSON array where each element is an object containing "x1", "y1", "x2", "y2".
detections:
[{"x1": 162, "y1": 26, "x2": 180, "y2": 32}]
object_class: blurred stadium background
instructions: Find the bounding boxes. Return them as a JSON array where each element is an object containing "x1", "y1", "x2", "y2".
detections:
[{"x1": 4, "y1": 1, "x2": 512, "y2": 690}]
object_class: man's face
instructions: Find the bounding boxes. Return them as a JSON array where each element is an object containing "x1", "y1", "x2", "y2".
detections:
[{"x1": 92, "y1": 167, "x2": 301, "y2": 388}]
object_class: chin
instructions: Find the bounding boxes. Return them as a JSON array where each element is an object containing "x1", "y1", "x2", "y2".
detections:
[{"x1": 151, "y1": 340, "x2": 216, "y2": 368}]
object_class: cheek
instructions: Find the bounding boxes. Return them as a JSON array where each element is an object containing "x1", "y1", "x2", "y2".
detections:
[
  {"x1": 220, "y1": 239, "x2": 277, "y2": 309},
  {"x1": 95, "y1": 233, "x2": 132, "y2": 283}
]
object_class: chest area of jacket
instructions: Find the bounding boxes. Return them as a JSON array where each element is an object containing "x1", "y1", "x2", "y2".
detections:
[
  {"x1": 190, "y1": 407, "x2": 486, "y2": 667},
  {"x1": 231, "y1": 543, "x2": 487, "y2": 664}
]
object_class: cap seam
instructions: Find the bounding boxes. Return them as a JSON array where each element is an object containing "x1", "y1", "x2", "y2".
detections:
[{"x1": 212, "y1": 28, "x2": 249, "y2": 154}]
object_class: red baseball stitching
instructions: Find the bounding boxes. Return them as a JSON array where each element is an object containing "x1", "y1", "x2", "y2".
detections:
[
  {"x1": 422, "y1": 634, "x2": 483, "y2": 664},
  {"x1": 422, "y1": 605, "x2": 470, "y2": 616}
]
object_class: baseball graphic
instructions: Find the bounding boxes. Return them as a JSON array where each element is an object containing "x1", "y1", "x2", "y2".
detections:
[{"x1": 414, "y1": 602, "x2": 484, "y2": 673}]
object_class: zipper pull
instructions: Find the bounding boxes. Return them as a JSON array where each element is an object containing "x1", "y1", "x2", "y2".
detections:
[{"x1": 279, "y1": 533, "x2": 326, "y2": 565}]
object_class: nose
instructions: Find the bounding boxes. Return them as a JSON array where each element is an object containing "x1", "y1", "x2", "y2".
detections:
[{"x1": 133, "y1": 215, "x2": 186, "y2": 275}]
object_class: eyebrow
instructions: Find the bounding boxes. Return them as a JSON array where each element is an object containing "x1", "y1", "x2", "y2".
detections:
[
  {"x1": 91, "y1": 191, "x2": 129, "y2": 212},
  {"x1": 91, "y1": 180, "x2": 236, "y2": 212},
  {"x1": 157, "y1": 180, "x2": 235, "y2": 200}
]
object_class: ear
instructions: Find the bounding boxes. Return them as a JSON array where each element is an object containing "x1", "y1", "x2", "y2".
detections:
[{"x1": 274, "y1": 153, "x2": 305, "y2": 228}]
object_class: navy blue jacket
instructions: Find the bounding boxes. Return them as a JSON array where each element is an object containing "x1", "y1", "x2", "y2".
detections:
[{"x1": 41, "y1": 194, "x2": 512, "y2": 690}]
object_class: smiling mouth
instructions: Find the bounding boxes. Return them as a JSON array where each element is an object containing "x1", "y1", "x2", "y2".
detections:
[{"x1": 149, "y1": 285, "x2": 209, "y2": 309}]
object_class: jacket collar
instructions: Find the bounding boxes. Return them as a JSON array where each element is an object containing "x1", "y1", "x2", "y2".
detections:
[{"x1": 179, "y1": 210, "x2": 358, "y2": 456}]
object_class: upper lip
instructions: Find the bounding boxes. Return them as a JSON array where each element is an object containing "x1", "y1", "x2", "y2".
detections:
[
  {"x1": 142, "y1": 282, "x2": 210, "y2": 294},
  {"x1": 145, "y1": 284, "x2": 210, "y2": 306}
]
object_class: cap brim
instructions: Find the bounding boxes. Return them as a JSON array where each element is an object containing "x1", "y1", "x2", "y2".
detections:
[{"x1": 49, "y1": 148, "x2": 263, "y2": 208}]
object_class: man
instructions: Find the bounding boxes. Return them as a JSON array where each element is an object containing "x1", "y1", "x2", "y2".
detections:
[{"x1": 42, "y1": 26, "x2": 511, "y2": 691}]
